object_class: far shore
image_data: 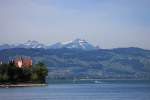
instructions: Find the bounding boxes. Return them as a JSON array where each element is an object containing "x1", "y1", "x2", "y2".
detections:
[
  {"x1": 0, "y1": 83, "x2": 48, "y2": 88},
  {"x1": 78, "y1": 78, "x2": 150, "y2": 81}
]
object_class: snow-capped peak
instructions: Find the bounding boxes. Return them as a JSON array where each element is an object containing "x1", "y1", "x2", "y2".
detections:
[
  {"x1": 19, "y1": 40, "x2": 45, "y2": 48},
  {"x1": 24, "y1": 40, "x2": 39, "y2": 46},
  {"x1": 49, "y1": 39, "x2": 96, "y2": 50},
  {"x1": 63, "y1": 39, "x2": 96, "y2": 50},
  {"x1": 73, "y1": 39, "x2": 87, "y2": 46},
  {"x1": 0, "y1": 39, "x2": 97, "y2": 50}
]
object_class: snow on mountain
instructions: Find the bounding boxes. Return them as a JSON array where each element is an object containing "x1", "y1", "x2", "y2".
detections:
[
  {"x1": 63, "y1": 39, "x2": 96, "y2": 50},
  {"x1": 48, "y1": 42, "x2": 63, "y2": 49},
  {"x1": 0, "y1": 39, "x2": 97, "y2": 50},
  {"x1": 49, "y1": 39, "x2": 96, "y2": 50},
  {"x1": 18, "y1": 40, "x2": 45, "y2": 48}
]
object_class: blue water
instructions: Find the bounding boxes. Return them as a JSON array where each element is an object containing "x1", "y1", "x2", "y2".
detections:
[{"x1": 0, "y1": 81, "x2": 150, "y2": 100}]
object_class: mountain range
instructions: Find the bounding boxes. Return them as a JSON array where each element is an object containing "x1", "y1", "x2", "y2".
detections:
[
  {"x1": 0, "y1": 46, "x2": 150, "y2": 80},
  {"x1": 0, "y1": 39, "x2": 97, "y2": 50}
]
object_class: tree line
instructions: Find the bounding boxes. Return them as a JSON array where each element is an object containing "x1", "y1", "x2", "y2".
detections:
[{"x1": 0, "y1": 62, "x2": 48, "y2": 84}]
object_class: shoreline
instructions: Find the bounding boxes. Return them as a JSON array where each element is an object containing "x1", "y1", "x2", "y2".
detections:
[
  {"x1": 0, "y1": 83, "x2": 48, "y2": 88},
  {"x1": 78, "y1": 78, "x2": 150, "y2": 81}
]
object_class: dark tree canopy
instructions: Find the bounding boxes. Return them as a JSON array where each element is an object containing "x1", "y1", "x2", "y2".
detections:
[{"x1": 0, "y1": 62, "x2": 48, "y2": 83}]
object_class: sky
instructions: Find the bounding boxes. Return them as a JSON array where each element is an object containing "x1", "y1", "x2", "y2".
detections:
[{"x1": 0, "y1": 0, "x2": 150, "y2": 49}]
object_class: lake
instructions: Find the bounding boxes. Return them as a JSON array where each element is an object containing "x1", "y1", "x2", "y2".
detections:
[{"x1": 0, "y1": 80, "x2": 150, "y2": 100}]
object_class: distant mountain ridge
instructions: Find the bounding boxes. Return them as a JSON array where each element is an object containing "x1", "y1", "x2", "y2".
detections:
[
  {"x1": 0, "y1": 47, "x2": 150, "y2": 79},
  {"x1": 0, "y1": 39, "x2": 97, "y2": 50},
  {"x1": 1, "y1": 39, "x2": 150, "y2": 79},
  {"x1": 18, "y1": 40, "x2": 46, "y2": 49},
  {"x1": 49, "y1": 39, "x2": 96, "y2": 50}
]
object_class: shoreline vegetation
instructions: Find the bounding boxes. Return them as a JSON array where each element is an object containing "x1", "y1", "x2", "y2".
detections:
[{"x1": 0, "y1": 62, "x2": 48, "y2": 85}]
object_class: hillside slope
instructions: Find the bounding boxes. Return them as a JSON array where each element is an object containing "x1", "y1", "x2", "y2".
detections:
[{"x1": 0, "y1": 47, "x2": 150, "y2": 79}]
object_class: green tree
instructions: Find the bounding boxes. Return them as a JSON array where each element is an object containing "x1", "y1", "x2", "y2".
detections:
[
  {"x1": 0, "y1": 62, "x2": 48, "y2": 83},
  {"x1": 31, "y1": 73, "x2": 38, "y2": 82},
  {"x1": 2, "y1": 74, "x2": 9, "y2": 82},
  {"x1": 22, "y1": 67, "x2": 32, "y2": 82},
  {"x1": 33, "y1": 62, "x2": 48, "y2": 83}
]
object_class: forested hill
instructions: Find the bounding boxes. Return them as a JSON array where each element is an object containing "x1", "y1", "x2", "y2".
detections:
[{"x1": 0, "y1": 47, "x2": 150, "y2": 79}]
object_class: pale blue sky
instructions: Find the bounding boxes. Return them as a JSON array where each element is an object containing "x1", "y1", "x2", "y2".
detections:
[{"x1": 0, "y1": 0, "x2": 150, "y2": 49}]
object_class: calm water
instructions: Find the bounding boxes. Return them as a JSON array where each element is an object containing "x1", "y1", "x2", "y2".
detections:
[{"x1": 0, "y1": 80, "x2": 150, "y2": 100}]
